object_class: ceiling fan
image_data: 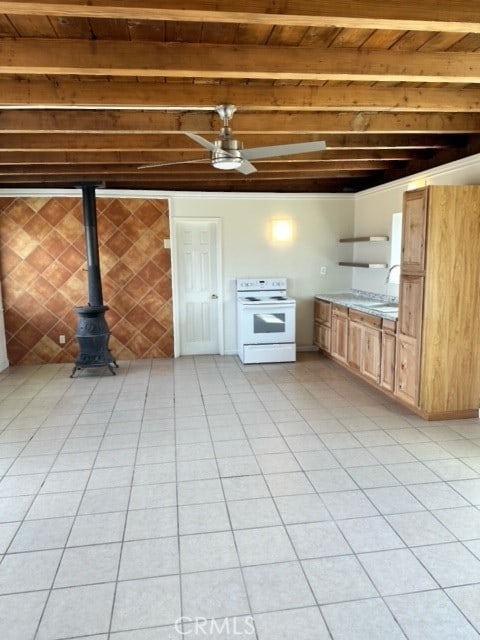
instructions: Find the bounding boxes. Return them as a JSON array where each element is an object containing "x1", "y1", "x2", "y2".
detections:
[{"x1": 139, "y1": 105, "x2": 326, "y2": 174}]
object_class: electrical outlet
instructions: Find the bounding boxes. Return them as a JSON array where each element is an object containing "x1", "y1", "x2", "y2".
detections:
[
  {"x1": 59, "y1": 335, "x2": 66, "y2": 345},
  {"x1": 320, "y1": 266, "x2": 327, "y2": 276}
]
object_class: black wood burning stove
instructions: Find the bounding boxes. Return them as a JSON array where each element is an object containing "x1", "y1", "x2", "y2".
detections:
[{"x1": 71, "y1": 184, "x2": 117, "y2": 377}]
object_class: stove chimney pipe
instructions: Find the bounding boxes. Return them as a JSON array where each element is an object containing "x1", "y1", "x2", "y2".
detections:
[{"x1": 81, "y1": 183, "x2": 103, "y2": 307}]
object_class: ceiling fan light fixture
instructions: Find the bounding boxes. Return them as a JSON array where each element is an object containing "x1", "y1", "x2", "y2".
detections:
[{"x1": 212, "y1": 149, "x2": 243, "y2": 170}]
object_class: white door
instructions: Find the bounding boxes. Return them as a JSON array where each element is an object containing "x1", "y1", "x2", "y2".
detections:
[{"x1": 173, "y1": 218, "x2": 222, "y2": 356}]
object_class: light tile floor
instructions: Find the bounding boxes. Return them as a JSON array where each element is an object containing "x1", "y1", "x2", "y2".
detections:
[{"x1": 0, "y1": 354, "x2": 479, "y2": 639}]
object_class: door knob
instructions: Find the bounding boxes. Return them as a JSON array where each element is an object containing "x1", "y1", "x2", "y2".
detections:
[{"x1": 211, "y1": 294, "x2": 218, "y2": 299}]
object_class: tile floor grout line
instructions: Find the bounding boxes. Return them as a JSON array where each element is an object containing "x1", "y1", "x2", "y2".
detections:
[
  {"x1": 106, "y1": 358, "x2": 154, "y2": 638},
  {"x1": 174, "y1": 359, "x2": 188, "y2": 639}
]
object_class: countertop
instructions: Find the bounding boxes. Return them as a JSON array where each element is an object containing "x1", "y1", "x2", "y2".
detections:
[{"x1": 315, "y1": 290, "x2": 398, "y2": 321}]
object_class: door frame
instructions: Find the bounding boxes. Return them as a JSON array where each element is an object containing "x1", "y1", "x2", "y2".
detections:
[{"x1": 171, "y1": 217, "x2": 224, "y2": 358}]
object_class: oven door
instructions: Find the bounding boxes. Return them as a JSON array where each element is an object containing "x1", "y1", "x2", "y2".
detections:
[{"x1": 240, "y1": 303, "x2": 295, "y2": 344}]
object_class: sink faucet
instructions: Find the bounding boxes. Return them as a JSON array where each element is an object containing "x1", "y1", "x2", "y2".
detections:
[{"x1": 385, "y1": 264, "x2": 401, "y2": 283}]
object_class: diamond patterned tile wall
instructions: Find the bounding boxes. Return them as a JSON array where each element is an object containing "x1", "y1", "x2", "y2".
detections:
[{"x1": 0, "y1": 196, "x2": 173, "y2": 365}]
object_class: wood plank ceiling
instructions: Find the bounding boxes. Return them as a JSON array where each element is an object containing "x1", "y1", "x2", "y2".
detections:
[{"x1": 1, "y1": 1, "x2": 480, "y2": 193}]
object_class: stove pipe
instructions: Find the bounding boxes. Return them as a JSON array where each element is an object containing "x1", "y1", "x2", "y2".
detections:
[
  {"x1": 82, "y1": 184, "x2": 104, "y2": 307},
  {"x1": 71, "y1": 184, "x2": 117, "y2": 377}
]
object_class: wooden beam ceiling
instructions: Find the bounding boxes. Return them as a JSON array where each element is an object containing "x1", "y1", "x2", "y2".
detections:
[
  {"x1": 4, "y1": 1, "x2": 480, "y2": 34},
  {"x1": 2, "y1": 40, "x2": 480, "y2": 83},
  {"x1": 1, "y1": 110, "x2": 477, "y2": 134},
  {"x1": 0, "y1": 3, "x2": 479, "y2": 193},
  {"x1": 2, "y1": 79, "x2": 480, "y2": 113}
]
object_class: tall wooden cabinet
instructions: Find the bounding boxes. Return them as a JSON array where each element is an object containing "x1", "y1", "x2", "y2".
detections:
[{"x1": 395, "y1": 186, "x2": 480, "y2": 419}]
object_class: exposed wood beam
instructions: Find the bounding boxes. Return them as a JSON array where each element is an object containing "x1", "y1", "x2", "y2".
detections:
[
  {"x1": 3, "y1": 1, "x2": 480, "y2": 34},
  {"x1": 3, "y1": 80, "x2": 480, "y2": 113},
  {"x1": 1, "y1": 110, "x2": 477, "y2": 134},
  {"x1": 0, "y1": 149, "x2": 426, "y2": 165},
  {"x1": 2, "y1": 40, "x2": 480, "y2": 83},
  {"x1": 0, "y1": 133, "x2": 460, "y2": 151},
  {"x1": 0, "y1": 171, "x2": 376, "y2": 183},
  {"x1": 0, "y1": 161, "x2": 394, "y2": 176},
  {"x1": 0, "y1": 178, "x2": 367, "y2": 193}
]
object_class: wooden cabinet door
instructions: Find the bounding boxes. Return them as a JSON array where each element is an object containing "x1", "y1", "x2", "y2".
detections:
[
  {"x1": 395, "y1": 334, "x2": 419, "y2": 405},
  {"x1": 402, "y1": 188, "x2": 428, "y2": 272},
  {"x1": 315, "y1": 299, "x2": 331, "y2": 325},
  {"x1": 314, "y1": 323, "x2": 331, "y2": 352},
  {"x1": 362, "y1": 326, "x2": 382, "y2": 383},
  {"x1": 398, "y1": 274, "x2": 424, "y2": 339},
  {"x1": 347, "y1": 321, "x2": 362, "y2": 371},
  {"x1": 381, "y1": 331, "x2": 396, "y2": 391},
  {"x1": 331, "y1": 313, "x2": 348, "y2": 362}
]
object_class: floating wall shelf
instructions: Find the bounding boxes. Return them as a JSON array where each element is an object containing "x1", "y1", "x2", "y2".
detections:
[
  {"x1": 338, "y1": 262, "x2": 388, "y2": 268},
  {"x1": 339, "y1": 236, "x2": 389, "y2": 243}
]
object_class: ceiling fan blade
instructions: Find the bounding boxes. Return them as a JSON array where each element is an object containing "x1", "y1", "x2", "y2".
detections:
[
  {"x1": 242, "y1": 140, "x2": 326, "y2": 161},
  {"x1": 138, "y1": 158, "x2": 210, "y2": 170},
  {"x1": 236, "y1": 159, "x2": 257, "y2": 175},
  {"x1": 185, "y1": 132, "x2": 217, "y2": 151}
]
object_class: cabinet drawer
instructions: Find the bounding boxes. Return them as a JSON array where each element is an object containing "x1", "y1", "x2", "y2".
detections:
[
  {"x1": 314, "y1": 299, "x2": 331, "y2": 326},
  {"x1": 349, "y1": 309, "x2": 382, "y2": 328},
  {"x1": 382, "y1": 318, "x2": 397, "y2": 333},
  {"x1": 332, "y1": 303, "x2": 348, "y2": 317}
]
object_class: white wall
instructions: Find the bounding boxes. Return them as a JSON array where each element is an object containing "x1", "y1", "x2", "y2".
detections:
[{"x1": 170, "y1": 193, "x2": 354, "y2": 352}]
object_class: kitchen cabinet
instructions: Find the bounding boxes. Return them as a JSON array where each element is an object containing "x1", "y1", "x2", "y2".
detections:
[
  {"x1": 347, "y1": 320, "x2": 362, "y2": 371},
  {"x1": 395, "y1": 334, "x2": 419, "y2": 405},
  {"x1": 401, "y1": 189, "x2": 427, "y2": 272},
  {"x1": 315, "y1": 298, "x2": 392, "y2": 398},
  {"x1": 313, "y1": 299, "x2": 331, "y2": 352},
  {"x1": 395, "y1": 185, "x2": 480, "y2": 420},
  {"x1": 331, "y1": 304, "x2": 348, "y2": 362},
  {"x1": 348, "y1": 310, "x2": 382, "y2": 383},
  {"x1": 363, "y1": 325, "x2": 382, "y2": 383},
  {"x1": 380, "y1": 319, "x2": 397, "y2": 392},
  {"x1": 398, "y1": 274, "x2": 424, "y2": 339}
]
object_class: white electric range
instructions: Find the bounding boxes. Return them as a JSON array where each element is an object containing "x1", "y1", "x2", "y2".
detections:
[{"x1": 236, "y1": 277, "x2": 296, "y2": 364}]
